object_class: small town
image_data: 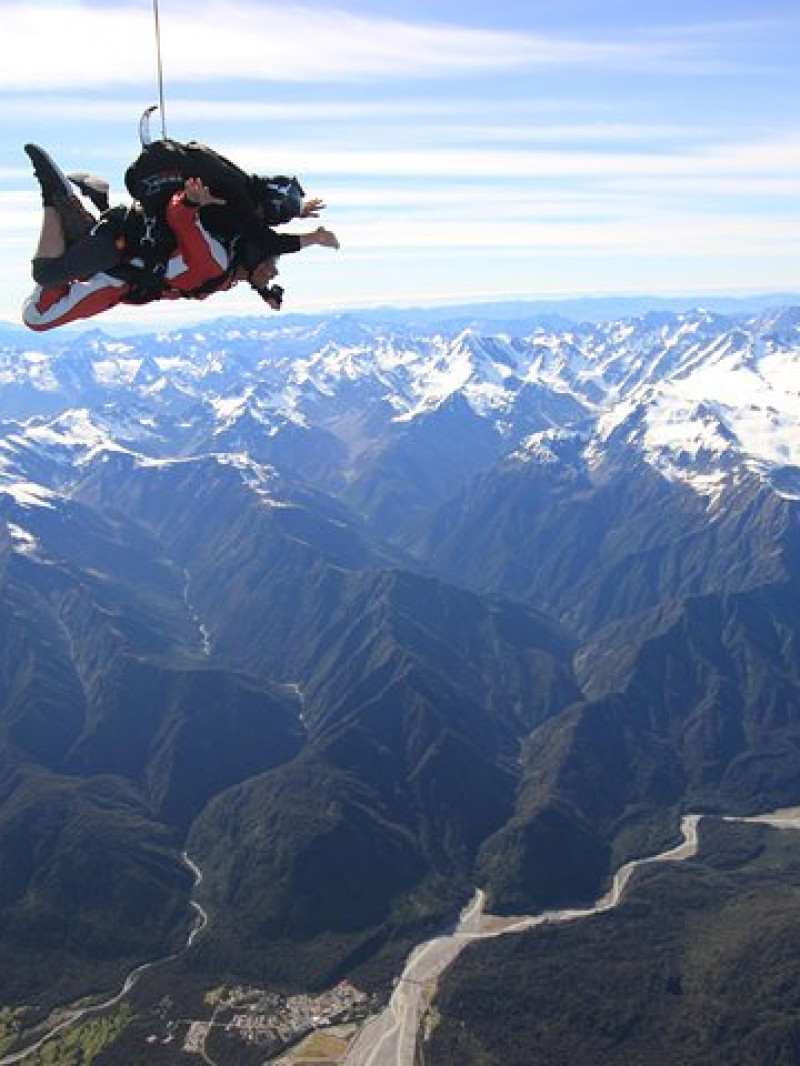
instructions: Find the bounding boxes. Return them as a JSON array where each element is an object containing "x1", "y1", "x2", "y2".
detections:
[{"x1": 181, "y1": 980, "x2": 373, "y2": 1061}]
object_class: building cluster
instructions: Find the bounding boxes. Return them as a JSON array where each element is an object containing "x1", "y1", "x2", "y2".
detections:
[
  {"x1": 182, "y1": 980, "x2": 370, "y2": 1056},
  {"x1": 226, "y1": 981, "x2": 368, "y2": 1045}
]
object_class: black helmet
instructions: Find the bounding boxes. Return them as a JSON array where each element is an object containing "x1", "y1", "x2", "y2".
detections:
[{"x1": 250, "y1": 174, "x2": 305, "y2": 225}]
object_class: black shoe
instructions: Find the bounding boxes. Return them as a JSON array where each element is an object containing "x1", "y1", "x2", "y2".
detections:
[
  {"x1": 68, "y1": 172, "x2": 111, "y2": 213},
  {"x1": 51, "y1": 193, "x2": 97, "y2": 244},
  {"x1": 24, "y1": 143, "x2": 73, "y2": 207}
]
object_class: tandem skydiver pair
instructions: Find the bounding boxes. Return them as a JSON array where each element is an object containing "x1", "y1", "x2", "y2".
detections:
[{"x1": 22, "y1": 139, "x2": 340, "y2": 331}]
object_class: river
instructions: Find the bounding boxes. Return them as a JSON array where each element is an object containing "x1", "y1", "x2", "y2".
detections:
[
  {"x1": 344, "y1": 808, "x2": 800, "y2": 1066},
  {"x1": 5, "y1": 810, "x2": 800, "y2": 1066},
  {"x1": 0, "y1": 852, "x2": 207, "y2": 1066}
]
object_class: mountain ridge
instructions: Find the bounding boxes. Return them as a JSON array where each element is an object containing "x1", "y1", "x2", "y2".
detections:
[{"x1": 2, "y1": 303, "x2": 800, "y2": 1033}]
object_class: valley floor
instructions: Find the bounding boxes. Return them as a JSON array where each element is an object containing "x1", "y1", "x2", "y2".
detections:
[{"x1": 5, "y1": 810, "x2": 800, "y2": 1066}]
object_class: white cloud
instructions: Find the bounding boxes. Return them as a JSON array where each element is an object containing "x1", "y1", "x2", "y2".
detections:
[
  {"x1": 0, "y1": 92, "x2": 628, "y2": 127},
  {"x1": 0, "y1": 192, "x2": 39, "y2": 231},
  {"x1": 230, "y1": 134, "x2": 800, "y2": 182},
  {"x1": 0, "y1": 96, "x2": 464, "y2": 124},
  {"x1": 609, "y1": 176, "x2": 800, "y2": 198},
  {"x1": 342, "y1": 214, "x2": 800, "y2": 254},
  {"x1": 0, "y1": 0, "x2": 732, "y2": 88}
]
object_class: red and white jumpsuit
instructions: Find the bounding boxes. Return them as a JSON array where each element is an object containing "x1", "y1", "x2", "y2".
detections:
[{"x1": 23, "y1": 193, "x2": 234, "y2": 331}]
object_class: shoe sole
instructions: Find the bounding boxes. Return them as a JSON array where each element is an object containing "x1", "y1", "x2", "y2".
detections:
[{"x1": 24, "y1": 143, "x2": 74, "y2": 201}]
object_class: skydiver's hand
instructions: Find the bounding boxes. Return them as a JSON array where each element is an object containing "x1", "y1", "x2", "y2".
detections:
[
  {"x1": 250, "y1": 258, "x2": 278, "y2": 290},
  {"x1": 183, "y1": 177, "x2": 226, "y2": 207},
  {"x1": 300, "y1": 197, "x2": 326, "y2": 218},
  {"x1": 313, "y1": 226, "x2": 340, "y2": 249},
  {"x1": 296, "y1": 226, "x2": 340, "y2": 250}
]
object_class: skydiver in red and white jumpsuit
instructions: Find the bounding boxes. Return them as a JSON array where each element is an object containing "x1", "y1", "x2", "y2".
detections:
[{"x1": 21, "y1": 145, "x2": 339, "y2": 332}]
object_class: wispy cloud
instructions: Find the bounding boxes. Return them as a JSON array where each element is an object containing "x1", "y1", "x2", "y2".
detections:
[
  {"x1": 233, "y1": 133, "x2": 800, "y2": 182},
  {"x1": 344, "y1": 214, "x2": 800, "y2": 253},
  {"x1": 0, "y1": 95, "x2": 719, "y2": 147},
  {"x1": 0, "y1": 96, "x2": 473, "y2": 124},
  {"x1": 0, "y1": 0, "x2": 742, "y2": 89},
  {"x1": 0, "y1": 93, "x2": 634, "y2": 126}
]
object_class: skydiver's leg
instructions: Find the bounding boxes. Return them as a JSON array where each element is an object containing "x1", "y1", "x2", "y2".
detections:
[
  {"x1": 32, "y1": 206, "x2": 66, "y2": 261},
  {"x1": 32, "y1": 225, "x2": 122, "y2": 287},
  {"x1": 25, "y1": 143, "x2": 96, "y2": 245},
  {"x1": 25, "y1": 145, "x2": 127, "y2": 287},
  {"x1": 23, "y1": 272, "x2": 129, "y2": 331}
]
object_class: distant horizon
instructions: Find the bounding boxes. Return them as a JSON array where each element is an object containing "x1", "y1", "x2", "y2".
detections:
[{"x1": 2, "y1": 287, "x2": 800, "y2": 340}]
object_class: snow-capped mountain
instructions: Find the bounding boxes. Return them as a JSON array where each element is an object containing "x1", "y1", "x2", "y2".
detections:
[
  {"x1": 2, "y1": 305, "x2": 799, "y2": 509},
  {"x1": 5, "y1": 301, "x2": 800, "y2": 1026}
]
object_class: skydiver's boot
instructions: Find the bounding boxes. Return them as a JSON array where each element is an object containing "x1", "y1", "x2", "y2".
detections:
[
  {"x1": 68, "y1": 172, "x2": 111, "y2": 213},
  {"x1": 24, "y1": 143, "x2": 96, "y2": 244},
  {"x1": 24, "y1": 143, "x2": 72, "y2": 205}
]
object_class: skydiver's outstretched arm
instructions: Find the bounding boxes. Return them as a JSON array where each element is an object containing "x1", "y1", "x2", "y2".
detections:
[
  {"x1": 295, "y1": 226, "x2": 340, "y2": 249},
  {"x1": 249, "y1": 225, "x2": 340, "y2": 260}
]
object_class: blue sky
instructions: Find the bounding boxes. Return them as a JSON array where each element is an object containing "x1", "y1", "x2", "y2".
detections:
[{"x1": 0, "y1": 0, "x2": 798, "y2": 327}]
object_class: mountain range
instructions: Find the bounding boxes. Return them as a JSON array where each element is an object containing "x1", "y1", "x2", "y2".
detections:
[{"x1": 2, "y1": 299, "x2": 800, "y2": 1019}]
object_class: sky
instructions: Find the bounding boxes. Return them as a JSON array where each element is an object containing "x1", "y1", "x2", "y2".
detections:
[{"x1": 0, "y1": 0, "x2": 798, "y2": 328}]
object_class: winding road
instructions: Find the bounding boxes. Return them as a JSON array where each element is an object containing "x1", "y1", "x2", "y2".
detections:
[
  {"x1": 0, "y1": 852, "x2": 208, "y2": 1066},
  {"x1": 344, "y1": 808, "x2": 800, "y2": 1066},
  {"x1": 6, "y1": 809, "x2": 800, "y2": 1066}
]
